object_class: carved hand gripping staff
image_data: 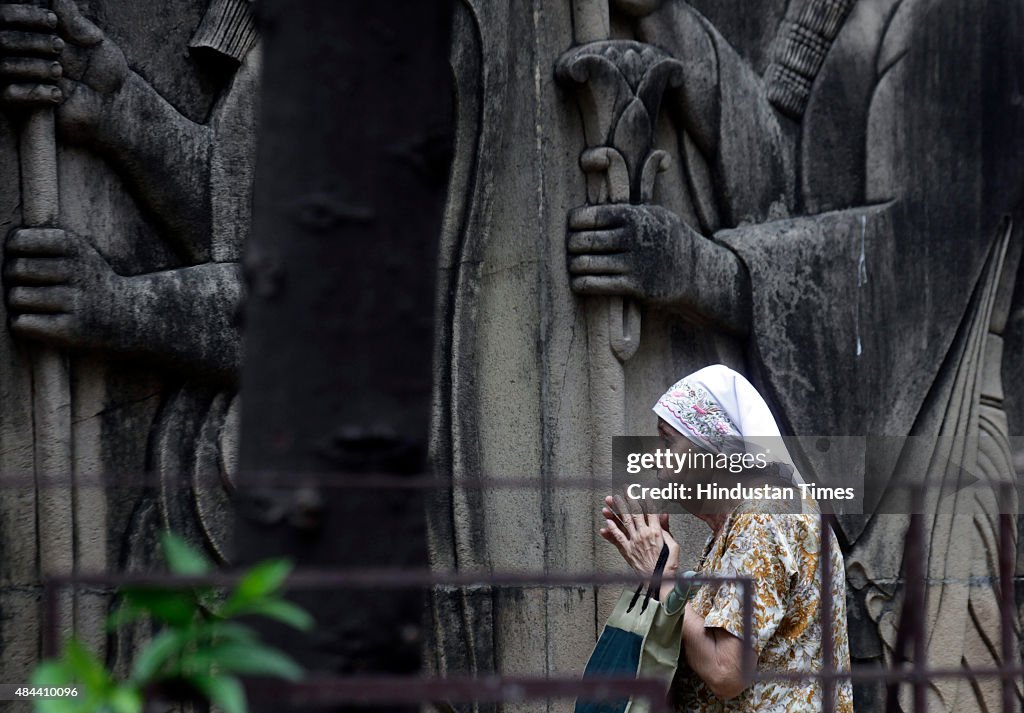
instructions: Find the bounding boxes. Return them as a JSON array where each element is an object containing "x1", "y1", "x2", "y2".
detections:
[
  {"x1": 12, "y1": 0, "x2": 74, "y2": 637},
  {"x1": 556, "y1": 1, "x2": 682, "y2": 614}
]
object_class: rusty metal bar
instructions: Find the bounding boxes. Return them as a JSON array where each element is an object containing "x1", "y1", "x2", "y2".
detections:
[
  {"x1": 149, "y1": 663, "x2": 1024, "y2": 709},
  {"x1": 248, "y1": 675, "x2": 672, "y2": 712},
  {"x1": 37, "y1": 560, "x2": 1024, "y2": 705},
  {"x1": 739, "y1": 573, "x2": 756, "y2": 687},
  {"x1": 910, "y1": 493, "x2": 929, "y2": 713},
  {"x1": 749, "y1": 665, "x2": 1024, "y2": 682},
  {"x1": 35, "y1": 477, "x2": 1024, "y2": 709},
  {"x1": 42, "y1": 570, "x2": 755, "y2": 590},
  {"x1": 887, "y1": 490, "x2": 925, "y2": 713},
  {"x1": 9, "y1": 468, "x2": 1024, "y2": 507},
  {"x1": 821, "y1": 513, "x2": 835, "y2": 713},
  {"x1": 998, "y1": 483, "x2": 1016, "y2": 713},
  {"x1": 251, "y1": 665, "x2": 1024, "y2": 687}
]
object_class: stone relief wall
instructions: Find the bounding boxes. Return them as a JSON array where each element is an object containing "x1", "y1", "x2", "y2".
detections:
[
  {"x1": 0, "y1": 2, "x2": 1019, "y2": 713},
  {"x1": 0, "y1": 0, "x2": 256, "y2": 692},
  {"x1": 432, "y1": 1, "x2": 1024, "y2": 712}
]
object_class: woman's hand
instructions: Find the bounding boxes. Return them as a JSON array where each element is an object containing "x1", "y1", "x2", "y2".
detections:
[{"x1": 599, "y1": 494, "x2": 681, "y2": 601}]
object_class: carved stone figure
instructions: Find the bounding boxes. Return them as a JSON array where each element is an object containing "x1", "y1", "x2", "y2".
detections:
[
  {"x1": 0, "y1": 1, "x2": 1015, "y2": 712},
  {"x1": 0, "y1": 0, "x2": 256, "y2": 685},
  {"x1": 560, "y1": 0, "x2": 1024, "y2": 711},
  {"x1": 434, "y1": 1, "x2": 1024, "y2": 712},
  {"x1": 432, "y1": 3, "x2": 755, "y2": 712}
]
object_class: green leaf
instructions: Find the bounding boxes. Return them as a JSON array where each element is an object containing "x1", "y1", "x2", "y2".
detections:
[
  {"x1": 189, "y1": 674, "x2": 247, "y2": 713},
  {"x1": 107, "y1": 686, "x2": 143, "y2": 713},
  {"x1": 200, "y1": 621, "x2": 260, "y2": 645},
  {"x1": 183, "y1": 642, "x2": 304, "y2": 681},
  {"x1": 223, "y1": 560, "x2": 292, "y2": 614},
  {"x1": 161, "y1": 532, "x2": 212, "y2": 576},
  {"x1": 63, "y1": 639, "x2": 111, "y2": 693},
  {"x1": 31, "y1": 660, "x2": 71, "y2": 687},
  {"x1": 33, "y1": 698, "x2": 79, "y2": 713},
  {"x1": 130, "y1": 629, "x2": 187, "y2": 684},
  {"x1": 121, "y1": 587, "x2": 198, "y2": 627},
  {"x1": 197, "y1": 586, "x2": 226, "y2": 613},
  {"x1": 106, "y1": 604, "x2": 145, "y2": 631},
  {"x1": 224, "y1": 599, "x2": 313, "y2": 631},
  {"x1": 32, "y1": 661, "x2": 86, "y2": 713}
]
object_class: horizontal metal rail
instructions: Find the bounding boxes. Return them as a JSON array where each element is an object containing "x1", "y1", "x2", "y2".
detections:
[{"x1": 36, "y1": 488, "x2": 1022, "y2": 713}]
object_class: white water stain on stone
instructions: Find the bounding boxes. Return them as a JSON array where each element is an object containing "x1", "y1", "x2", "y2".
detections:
[{"x1": 856, "y1": 213, "x2": 868, "y2": 357}]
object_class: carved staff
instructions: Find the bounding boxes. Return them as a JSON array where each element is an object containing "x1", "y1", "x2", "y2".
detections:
[
  {"x1": 14, "y1": 0, "x2": 75, "y2": 638},
  {"x1": 571, "y1": 0, "x2": 610, "y2": 43},
  {"x1": 558, "y1": 0, "x2": 682, "y2": 618}
]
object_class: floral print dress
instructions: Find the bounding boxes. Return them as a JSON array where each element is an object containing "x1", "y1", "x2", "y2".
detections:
[{"x1": 672, "y1": 498, "x2": 854, "y2": 713}]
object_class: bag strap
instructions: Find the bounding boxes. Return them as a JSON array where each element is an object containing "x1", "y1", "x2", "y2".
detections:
[
  {"x1": 626, "y1": 543, "x2": 670, "y2": 614},
  {"x1": 642, "y1": 543, "x2": 670, "y2": 611}
]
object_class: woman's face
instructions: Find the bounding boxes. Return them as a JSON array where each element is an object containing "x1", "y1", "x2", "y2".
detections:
[{"x1": 655, "y1": 417, "x2": 717, "y2": 485}]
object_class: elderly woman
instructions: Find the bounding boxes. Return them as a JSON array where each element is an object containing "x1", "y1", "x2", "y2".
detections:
[{"x1": 600, "y1": 365, "x2": 852, "y2": 712}]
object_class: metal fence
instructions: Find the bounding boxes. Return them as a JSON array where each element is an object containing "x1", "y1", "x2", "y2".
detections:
[{"x1": 36, "y1": 477, "x2": 1024, "y2": 713}]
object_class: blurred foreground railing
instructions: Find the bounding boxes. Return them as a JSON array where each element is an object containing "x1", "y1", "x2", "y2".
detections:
[{"x1": 36, "y1": 480, "x2": 1024, "y2": 713}]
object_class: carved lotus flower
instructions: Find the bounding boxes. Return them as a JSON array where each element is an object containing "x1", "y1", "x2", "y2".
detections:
[{"x1": 555, "y1": 40, "x2": 684, "y2": 204}]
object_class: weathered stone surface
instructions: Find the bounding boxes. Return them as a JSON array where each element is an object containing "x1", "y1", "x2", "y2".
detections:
[
  {"x1": 0, "y1": 0, "x2": 253, "y2": 694},
  {"x1": 0, "y1": 1, "x2": 1019, "y2": 713},
  {"x1": 434, "y1": 0, "x2": 1024, "y2": 711}
]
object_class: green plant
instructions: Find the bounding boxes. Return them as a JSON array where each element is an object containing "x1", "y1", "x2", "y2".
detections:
[{"x1": 32, "y1": 532, "x2": 313, "y2": 713}]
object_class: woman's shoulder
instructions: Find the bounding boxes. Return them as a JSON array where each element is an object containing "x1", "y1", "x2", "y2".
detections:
[
  {"x1": 727, "y1": 498, "x2": 824, "y2": 552},
  {"x1": 732, "y1": 488, "x2": 818, "y2": 517}
]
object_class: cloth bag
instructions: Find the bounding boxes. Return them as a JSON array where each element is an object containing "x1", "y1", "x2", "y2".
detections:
[{"x1": 575, "y1": 548, "x2": 685, "y2": 713}]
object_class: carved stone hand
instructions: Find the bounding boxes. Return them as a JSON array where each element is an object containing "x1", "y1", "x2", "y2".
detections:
[
  {"x1": 4, "y1": 227, "x2": 127, "y2": 350},
  {"x1": 0, "y1": 0, "x2": 128, "y2": 143},
  {"x1": 4, "y1": 227, "x2": 242, "y2": 381},
  {"x1": 567, "y1": 203, "x2": 749, "y2": 334}
]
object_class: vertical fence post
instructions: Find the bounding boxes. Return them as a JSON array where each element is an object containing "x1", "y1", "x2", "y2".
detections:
[
  {"x1": 237, "y1": 2, "x2": 454, "y2": 711},
  {"x1": 909, "y1": 495, "x2": 928, "y2": 713},
  {"x1": 820, "y1": 514, "x2": 835, "y2": 713},
  {"x1": 886, "y1": 488, "x2": 927, "y2": 713},
  {"x1": 997, "y1": 486, "x2": 1016, "y2": 713}
]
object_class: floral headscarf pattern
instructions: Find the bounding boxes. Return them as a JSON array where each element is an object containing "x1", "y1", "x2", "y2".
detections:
[
  {"x1": 651, "y1": 364, "x2": 805, "y2": 486},
  {"x1": 653, "y1": 382, "x2": 742, "y2": 454}
]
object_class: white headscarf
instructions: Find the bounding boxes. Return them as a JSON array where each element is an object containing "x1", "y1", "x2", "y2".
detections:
[{"x1": 652, "y1": 364, "x2": 805, "y2": 485}]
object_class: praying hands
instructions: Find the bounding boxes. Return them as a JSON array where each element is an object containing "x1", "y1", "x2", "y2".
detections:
[{"x1": 599, "y1": 493, "x2": 681, "y2": 602}]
